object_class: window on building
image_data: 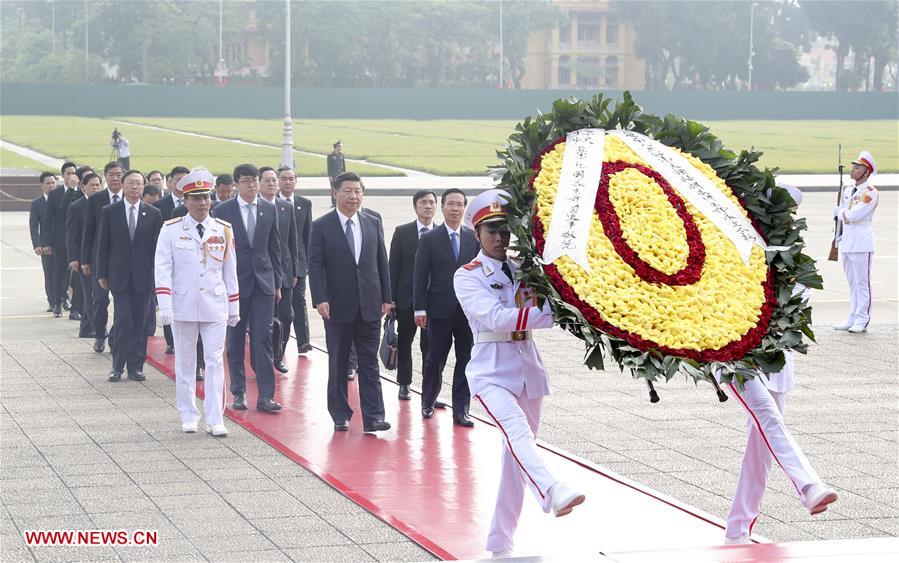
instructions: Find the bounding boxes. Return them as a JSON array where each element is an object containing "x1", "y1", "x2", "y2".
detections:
[
  {"x1": 605, "y1": 56, "x2": 619, "y2": 87},
  {"x1": 558, "y1": 24, "x2": 572, "y2": 51},
  {"x1": 606, "y1": 16, "x2": 620, "y2": 49},
  {"x1": 576, "y1": 12, "x2": 601, "y2": 50},
  {"x1": 558, "y1": 55, "x2": 572, "y2": 86},
  {"x1": 577, "y1": 56, "x2": 600, "y2": 88}
]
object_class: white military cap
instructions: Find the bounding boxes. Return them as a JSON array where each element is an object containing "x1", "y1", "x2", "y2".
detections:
[
  {"x1": 177, "y1": 167, "x2": 215, "y2": 195},
  {"x1": 775, "y1": 181, "x2": 803, "y2": 206},
  {"x1": 852, "y1": 151, "x2": 877, "y2": 175},
  {"x1": 463, "y1": 189, "x2": 512, "y2": 230}
]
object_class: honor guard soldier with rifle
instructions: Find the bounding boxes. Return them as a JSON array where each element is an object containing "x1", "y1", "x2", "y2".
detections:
[
  {"x1": 154, "y1": 168, "x2": 240, "y2": 436},
  {"x1": 453, "y1": 189, "x2": 585, "y2": 559},
  {"x1": 833, "y1": 150, "x2": 879, "y2": 333}
]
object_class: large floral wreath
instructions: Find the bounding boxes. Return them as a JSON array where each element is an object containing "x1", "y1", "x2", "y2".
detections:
[{"x1": 492, "y1": 93, "x2": 822, "y2": 386}]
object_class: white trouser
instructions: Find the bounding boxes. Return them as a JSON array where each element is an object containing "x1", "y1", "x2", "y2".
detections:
[
  {"x1": 841, "y1": 251, "x2": 873, "y2": 327},
  {"x1": 476, "y1": 384, "x2": 556, "y2": 552},
  {"x1": 720, "y1": 374, "x2": 821, "y2": 536},
  {"x1": 172, "y1": 320, "x2": 227, "y2": 426},
  {"x1": 725, "y1": 388, "x2": 787, "y2": 538}
]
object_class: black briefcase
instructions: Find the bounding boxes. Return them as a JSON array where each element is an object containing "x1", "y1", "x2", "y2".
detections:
[
  {"x1": 379, "y1": 311, "x2": 398, "y2": 371},
  {"x1": 272, "y1": 317, "x2": 285, "y2": 360}
]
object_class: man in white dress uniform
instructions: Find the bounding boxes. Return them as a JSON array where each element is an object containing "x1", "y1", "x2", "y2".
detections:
[
  {"x1": 833, "y1": 150, "x2": 879, "y2": 333},
  {"x1": 154, "y1": 168, "x2": 240, "y2": 436},
  {"x1": 453, "y1": 189, "x2": 585, "y2": 559}
]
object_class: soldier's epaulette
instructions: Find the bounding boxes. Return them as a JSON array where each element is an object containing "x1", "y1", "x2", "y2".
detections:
[
  {"x1": 164, "y1": 217, "x2": 183, "y2": 226},
  {"x1": 462, "y1": 260, "x2": 481, "y2": 271}
]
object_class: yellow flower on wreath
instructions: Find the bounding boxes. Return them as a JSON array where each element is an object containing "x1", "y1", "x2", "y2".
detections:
[{"x1": 533, "y1": 135, "x2": 769, "y2": 353}]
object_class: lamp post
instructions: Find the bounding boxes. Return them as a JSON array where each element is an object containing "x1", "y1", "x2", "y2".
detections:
[
  {"x1": 280, "y1": 0, "x2": 294, "y2": 168},
  {"x1": 748, "y1": 2, "x2": 757, "y2": 91},
  {"x1": 499, "y1": 0, "x2": 503, "y2": 88}
]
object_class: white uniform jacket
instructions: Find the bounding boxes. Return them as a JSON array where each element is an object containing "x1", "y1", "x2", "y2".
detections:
[
  {"x1": 154, "y1": 215, "x2": 239, "y2": 322},
  {"x1": 835, "y1": 180, "x2": 878, "y2": 253},
  {"x1": 453, "y1": 251, "x2": 555, "y2": 400}
]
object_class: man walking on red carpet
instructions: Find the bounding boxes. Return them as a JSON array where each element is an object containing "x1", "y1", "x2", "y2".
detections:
[{"x1": 454, "y1": 189, "x2": 585, "y2": 558}]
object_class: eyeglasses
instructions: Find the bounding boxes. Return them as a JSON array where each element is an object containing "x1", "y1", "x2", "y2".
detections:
[
  {"x1": 237, "y1": 177, "x2": 259, "y2": 186},
  {"x1": 443, "y1": 201, "x2": 466, "y2": 209}
]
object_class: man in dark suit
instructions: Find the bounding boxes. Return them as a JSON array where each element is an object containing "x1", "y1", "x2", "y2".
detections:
[
  {"x1": 97, "y1": 170, "x2": 163, "y2": 382},
  {"x1": 152, "y1": 165, "x2": 190, "y2": 354},
  {"x1": 46, "y1": 162, "x2": 84, "y2": 318},
  {"x1": 30, "y1": 172, "x2": 56, "y2": 312},
  {"x1": 260, "y1": 166, "x2": 299, "y2": 373},
  {"x1": 389, "y1": 190, "x2": 437, "y2": 401},
  {"x1": 413, "y1": 188, "x2": 479, "y2": 426},
  {"x1": 211, "y1": 163, "x2": 283, "y2": 413},
  {"x1": 326, "y1": 141, "x2": 345, "y2": 208},
  {"x1": 81, "y1": 161, "x2": 126, "y2": 353},
  {"x1": 278, "y1": 166, "x2": 313, "y2": 355},
  {"x1": 309, "y1": 172, "x2": 391, "y2": 433},
  {"x1": 67, "y1": 172, "x2": 103, "y2": 338}
]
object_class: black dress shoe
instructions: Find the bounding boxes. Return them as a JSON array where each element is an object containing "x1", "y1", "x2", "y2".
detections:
[
  {"x1": 347, "y1": 370, "x2": 356, "y2": 381},
  {"x1": 232, "y1": 393, "x2": 248, "y2": 410},
  {"x1": 257, "y1": 397, "x2": 282, "y2": 412},
  {"x1": 398, "y1": 385, "x2": 411, "y2": 401},
  {"x1": 46, "y1": 305, "x2": 54, "y2": 313},
  {"x1": 164, "y1": 345, "x2": 175, "y2": 355},
  {"x1": 62, "y1": 299, "x2": 70, "y2": 311},
  {"x1": 434, "y1": 401, "x2": 449, "y2": 409},
  {"x1": 297, "y1": 343, "x2": 313, "y2": 354},
  {"x1": 196, "y1": 368, "x2": 205, "y2": 381},
  {"x1": 52, "y1": 305, "x2": 62, "y2": 318},
  {"x1": 93, "y1": 338, "x2": 105, "y2": 353},
  {"x1": 69, "y1": 311, "x2": 82, "y2": 321},
  {"x1": 422, "y1": 407, "x2": 434, "y2": 419},
  {"x1": 363, "y1": 420, "x2": 391, "y2": 433},
  {"x1": 453, "y1": 413, "x2": 475, "y2": 427},
  {"x1": 334, "y1": 420, "x2": 350, "y2": 432},
  {"x1": 108, "y1": 370, "x2": 123, "y2": 382},
  {"x1": 274, "y1": 360, "x2": 289, "y2": 373},
  {"x1": 127, "y1": 371, "x2": 146, "y2": 382}
]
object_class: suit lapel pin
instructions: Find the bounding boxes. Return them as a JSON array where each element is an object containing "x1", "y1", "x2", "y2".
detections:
[{"x1": 141, "y1": 212, "x2": 146, "y2": 216}]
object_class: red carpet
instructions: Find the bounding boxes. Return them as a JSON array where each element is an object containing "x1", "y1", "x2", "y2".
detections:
[{"x1": 146, "y1": 335, "x2": 740, "y2": 559}]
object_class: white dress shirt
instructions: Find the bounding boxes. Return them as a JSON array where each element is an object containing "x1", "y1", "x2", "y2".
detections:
[
  {"x1": 336, "y1": 209, "x2": 361, "y2": 263},
  {"x1": 237, "y1": 196, "x2": 258, "y2": 233},
  {"x1": 123, "y1": 200, "x2": 140, "y2": 229}
]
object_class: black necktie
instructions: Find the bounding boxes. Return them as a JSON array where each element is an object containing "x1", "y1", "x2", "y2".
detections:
[
  {"x1": 197, "y1": 223, "x2": 204, "y2": 238},
  {"x1": 501, "y1": 262, "x2": 514, "y2": 283},
  {"x1": 112, "y1": 194, "x2": 119, "y2": 204}
]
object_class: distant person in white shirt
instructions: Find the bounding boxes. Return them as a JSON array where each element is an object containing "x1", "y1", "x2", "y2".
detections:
[{"x1": 110, "y1": 128, "x2": 131, "y2": 170}]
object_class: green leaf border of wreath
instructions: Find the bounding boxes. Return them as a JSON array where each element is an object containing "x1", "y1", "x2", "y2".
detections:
[{"x1": 489, "y1": 92, "x2": 823, "y2": 389}]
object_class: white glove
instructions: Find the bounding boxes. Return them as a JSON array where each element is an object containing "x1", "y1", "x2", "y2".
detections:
[
  {"x1": 227, "y1": 315, "x2": 240, "y2": 327},
  {"x1": 159, "y1": 309, "x2": 173, "y2": 326},
  {"x1": 833, "y1": 206, "x2": 842, "y2": 219}
]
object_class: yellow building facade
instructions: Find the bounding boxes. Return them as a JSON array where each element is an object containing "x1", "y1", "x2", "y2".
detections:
[{"x1": 522, "y1": 1, "x2": 645, "y2": 90}]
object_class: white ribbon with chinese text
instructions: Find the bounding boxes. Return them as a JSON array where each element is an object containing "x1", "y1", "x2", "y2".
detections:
[
  {"x1": 610, "y1": 129, "x2": 780, "y2": 264},
  {"x1": 541, "y1": 128, "x2": 605, "y2": 272}
]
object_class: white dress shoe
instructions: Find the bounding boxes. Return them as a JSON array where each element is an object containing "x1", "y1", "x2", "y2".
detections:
[
  {"x1": 803, "y1": 483, "x2": 838, "y2": 515},
  {"x1": 492, "y1": 548, "x2": 513, "y2": 559},
  {"x1": 548, "y1": 482, "x2": 585, "y2": 517},
  {"x1": 848, "y1": 324, "x2": 867, "y2": 333},
  {"x1": 181, "y1": 421, "x2": 198, "y2": 433},
  {"x1": 724, "y1": 533, "x2": 750, "y2": 545},
  {"x1": 833, "y1": 321, "x2": 853, "y2": 330},
  {"x1": 209, "y1": 424, "x2": 229, "y2": 437}
]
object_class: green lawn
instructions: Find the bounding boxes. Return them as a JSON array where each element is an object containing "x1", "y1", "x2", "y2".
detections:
[
  {"x1": 0, "y1": 116, "x2": 393, "y2": 177},
  {"x1": 0, "y1": 148, "x2": 54, "y2": 171},
  {"x1": 1, "y1": 115, "x2": 895, "y2": 175}
]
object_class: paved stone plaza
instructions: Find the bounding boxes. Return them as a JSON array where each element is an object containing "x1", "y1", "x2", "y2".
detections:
[{"x1": 2, "y1": 192, "x2": 896, "y2": 561}]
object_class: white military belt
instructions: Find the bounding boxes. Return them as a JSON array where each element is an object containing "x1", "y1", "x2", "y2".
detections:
[{"x1": 474, "y1": 331, "x2": 531, "y2": 344}]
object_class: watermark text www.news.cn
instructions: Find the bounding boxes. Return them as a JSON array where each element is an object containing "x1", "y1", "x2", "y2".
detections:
[{"x1": 23, "y1": 529, "x2": 158, "y2": 546}]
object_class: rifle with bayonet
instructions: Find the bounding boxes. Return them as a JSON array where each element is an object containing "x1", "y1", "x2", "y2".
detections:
[{"x1": 828, "y1": 144, "x2": 843, "y2": 262}]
